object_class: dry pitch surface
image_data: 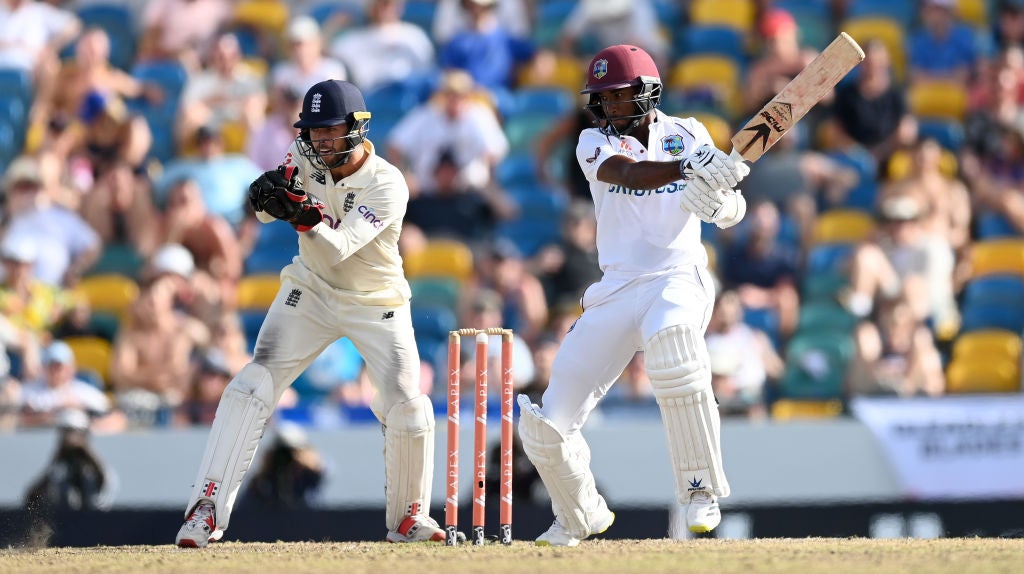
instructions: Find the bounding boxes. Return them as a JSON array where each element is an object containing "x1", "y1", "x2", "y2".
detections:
[{"x1": 2, "y1": 538, "x2": 1023, "y2": 574}]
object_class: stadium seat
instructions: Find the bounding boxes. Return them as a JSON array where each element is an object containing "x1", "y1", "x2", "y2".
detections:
[
  {"x1": 403, "y1": 239, "x2": 475, "y2": 282},
  {"x1": 690, "y1": 0, "x2": 756, "y2": 33},
  {"x1": 409, "y1": 277, "x2": 461, "y2": 311},
  {"x1": 951, "y1": 329, "x2": 1023, "y2": 363},
  {"x1": 916, "y1": 119, "x2": 965, "y2": 151},
  {"x1": 770, "y1": 398, "x2": 844, "y2": 421},
  {"x1": 668, "y1": 55, "x2": 741, "y2": 116},
  {"x1": 511, "y1": 87, "x2": 575, "y2": 119},
  {"x1": 812, "y1": 209, "x2": 875, "y2": 244},
  {"x1": 517, "y1": 53, "x2": 584, "y2": 93},
  {"x1": 976, "y1": 211, "x2": 1020, "y2": 239},
  {"x1": 505, "y1": 114, "x2": 555, "y2": 153},
  {"x1": 240, "y1": 309, "x2": 266, "y2": 352},
  {"x1": 411, "y1": 305, "x2": 457, "y2": 341},
  {"x1": 292, "y1": 337, "x2": 364, "y2": 398},
  {"x1": 801, "y1": 271, "x2": 848, "y2": 303},
  {"x1": 956, "y1": 0, "x2": 988, "y2": 27},
  {"x1": 0, "y1": 66, "x2": 33, "y2": 104},
  {"x1": 909, "y1": 81, "x2": 968, "y2": 121},
  {"x1": 86, "y1": 243, "x2": 145, "y2": 279},
  {"x1": 806, "y1": 243, "x2": 856, "y2": 274},
  {"x1": 778, "y1": 331, "x2": 854, "y2": 399},
  {"x1": 402, "y1": 0, "x2": 437, "y2": 32},
  {"x1": 686, "y1": 111, "x2": 732, "y2": 150},
  {"x1": 129, "y1": 61, "x2": 188, "y2": 123},
  {"x1": 245, "y1": 220, "x2": 299, "y2": 275},
  {"x1": 946, "y1": 358, "x2": 1021, "y2": 393},
  {"x1": 962, "y1": 274, "x2": 1024, "y2": 308},
  {"x1": 796, "y1": 300, "x2": 859, "y2": 334},
  {"x1": 233, "y1": 0, "x2": 290, "y2": 34},
  {"x1": 74, "y1": 274, "x2": 139, "y2": 320},
  {"x1": 970, "y1": 239, "x2": 1024, "y2": 278},
  {"x1": 886, "y1": 148, "x2": 958, "y2": 180},
  {"x1": 845, "y1": 0, "x2": 917, "y2": 26},
  {"x1": 676, "y1": 25, "x2": 747, "y2": 62},
  {"x1": 305, "y1": 0, "x2": 366, "y2": 27},
  {"x1": 64, "y1": 336, "x2": 114, "y2": 387},
  {"x1": 959, "y1": 301, "x2": 1024, "y2": 333},
  {"x1": 237, "y1": 274, "x2": 281, "y2": 310},
  {"x1": 495, "y1": 153, "x2": 541, "y2": 187},
  {"x1": 841, "y1": 17, "x2": 906, "y2": 80}
]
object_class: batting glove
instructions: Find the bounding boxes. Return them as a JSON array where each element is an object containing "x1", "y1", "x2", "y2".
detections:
[
  {"x1": 679, "y1": 144, "x2": 749, "y2": 190},
  {"x1": 680, "y1": 176, "x2": 723, "y2": 222}
]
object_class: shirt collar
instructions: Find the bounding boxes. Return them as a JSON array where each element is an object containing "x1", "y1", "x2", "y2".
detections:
[{"x1": 337, "y1": 140, "x2": 378, "y2": 189}]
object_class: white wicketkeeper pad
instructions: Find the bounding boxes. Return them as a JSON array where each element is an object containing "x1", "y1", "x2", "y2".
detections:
[
  {"x1": 185, "y1": 363, "x2": 276, "y2": 530},
  {"x1": 383, "y1": 394, "x2": 436, "y2": 531},
  {"x1": 517, "y1": 395, "x2": 610, "y2": 538},
  {"x1": 645, "y1": 325, "x2": 731, "y2": 501}
]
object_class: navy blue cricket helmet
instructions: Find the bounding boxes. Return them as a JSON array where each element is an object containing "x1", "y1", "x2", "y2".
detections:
[{"x1": 294, "y1": 79, "x2": 372, "y2": 169}]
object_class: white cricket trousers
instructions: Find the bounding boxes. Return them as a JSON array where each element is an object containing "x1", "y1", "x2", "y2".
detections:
[
  {"x1": 540, "y1": 265, "x2": 716, "y2": 434},
  {"x1": 254, "y1": 263, "x2": 420, "y2": 420}
]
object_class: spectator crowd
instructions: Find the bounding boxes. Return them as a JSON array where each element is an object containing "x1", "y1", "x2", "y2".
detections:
[{"x1": 1, "y1": 0, "x2": 1023, "y2": 437}]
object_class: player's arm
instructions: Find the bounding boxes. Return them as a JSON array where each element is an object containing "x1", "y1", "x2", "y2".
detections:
[{"x1": 301, "y1": 183, "x2": 406, "y2": 267}]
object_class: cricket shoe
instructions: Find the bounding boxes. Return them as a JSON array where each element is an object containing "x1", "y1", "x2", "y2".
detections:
[
  {"x1": 175, "y1": 501, "x2": 223, "y2": 548},
  {"x1": 535, "y1": 508, "x2": 615, "y2": 547},
  {"x1": 685, "y1": 490, "x2": 721, "y2": 533},
  {"x1": 386, "y1": 514, "x2": 450, "y2": 543}
]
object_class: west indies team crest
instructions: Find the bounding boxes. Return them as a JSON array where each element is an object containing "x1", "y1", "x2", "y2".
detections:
[
  {"x1": 661, "y1": 134, "x2": 685, "y2": 156},
  {"x1": 593, "y1": 58, "x2": 608, "y2": 79}
]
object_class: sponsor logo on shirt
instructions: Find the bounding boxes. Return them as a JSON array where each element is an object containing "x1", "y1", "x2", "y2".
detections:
[
  {"x1": 357, "y1": 205, "x2": 384, "y2": 229},
  {"x1": 606, "y1": 182, "x2": 681, "y2": 197}
]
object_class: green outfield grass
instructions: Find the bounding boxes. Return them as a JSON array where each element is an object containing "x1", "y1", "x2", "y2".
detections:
[{"x1": 1, "y1": 538, "x2": 1022, "y2": 574}]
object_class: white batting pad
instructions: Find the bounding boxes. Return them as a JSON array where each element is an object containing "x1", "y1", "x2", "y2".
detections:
[
  {"x1": 645, "y1": 325, "x2": 731, "y2": 500},
  {"x1": 384, "y1": 394, "x2": 436, "y2": 530},
  {"x1": 517, "y1": 395, "x2": 610, "y2": 538},
  {"x1": 185, "y1": 363, "x2": 276, "y2": 530}
]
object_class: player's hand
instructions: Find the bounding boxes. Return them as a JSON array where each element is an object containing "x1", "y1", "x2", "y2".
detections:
[
  {"x1": 680, "y1": 176, "x2": 723, "y2": 222},
  {"x1": 248, "y1": 166, "x2": 324, "y2": 231},
  {"x1": 679, "y1": 144, "x2": 747, "y2": 189}
]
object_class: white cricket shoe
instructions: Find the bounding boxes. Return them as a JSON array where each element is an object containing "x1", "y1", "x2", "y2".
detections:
[
  {"x1": 535, "y1": 508, "x2": 615, "y2": 547},
  {"x1": 385, "y1": 514, "x2": 447, "y2": 543},
  {"x1": 175, "y1": 501, "x2": 223, "y2": 548},
  {"x1": 685, "y1": 490, "x2": 721, "y2": 533}
]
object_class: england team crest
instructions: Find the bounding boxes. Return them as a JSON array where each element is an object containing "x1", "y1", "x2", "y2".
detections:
[
  {"x1": 662, "y1": 134, "x2": 685, "y2": 156},
  {"x1": 593, "y1": 58, "x2": 608, "y2": 79}
]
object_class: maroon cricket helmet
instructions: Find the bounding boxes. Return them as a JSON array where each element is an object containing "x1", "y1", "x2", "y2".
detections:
[{"x1": 580, "y1": 45, "x2": 663, "y2": 136}]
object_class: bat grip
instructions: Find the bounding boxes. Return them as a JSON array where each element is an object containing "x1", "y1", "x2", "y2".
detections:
[{"x1": 729, "y1": 148, "x2": 746, "y2": 165}]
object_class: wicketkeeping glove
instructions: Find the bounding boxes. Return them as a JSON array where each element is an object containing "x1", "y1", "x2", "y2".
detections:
[
  {"x1": 679, "y1": 144, "x2": 749, "y2": 190},
  {"x1": 248, "y1": 165, "x2": 325, "y2": 232}
]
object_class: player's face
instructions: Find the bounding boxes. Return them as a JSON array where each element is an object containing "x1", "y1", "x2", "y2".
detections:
[{"x1": 597, "y1": 87, "x2": 642, "y2": 131}]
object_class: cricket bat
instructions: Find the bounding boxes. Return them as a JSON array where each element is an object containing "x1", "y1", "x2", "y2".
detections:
[{"x1": 730, "y1": 32, "x2": 865, "y2": 163}]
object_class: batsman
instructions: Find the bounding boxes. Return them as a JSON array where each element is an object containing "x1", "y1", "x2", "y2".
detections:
[
  {"x1": 517, "y1": 45, "x2": 749, "y2": 546},
  {"x1": 176, "y1": 80, "x2": 446, "y2": 546}
]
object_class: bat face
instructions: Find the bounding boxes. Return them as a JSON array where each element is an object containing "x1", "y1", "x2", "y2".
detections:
[{"x1": 731, "y1": 32, "x2": 865, "y2": 163}]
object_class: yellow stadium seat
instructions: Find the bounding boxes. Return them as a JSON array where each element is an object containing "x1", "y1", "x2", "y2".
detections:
[
  {"x1": 970, "y1": 239, "x2": 1024, "y2": 278},
  {"x1": 74, "y1": 274, "x2": 139, "y2": 319},
  {"x1": 518, "y1": 53, "x2": 584, "y2": 94},
  {"x1": 956, "y1": 0, "x2": 987, "y2": 27},
  {"x1": 812, "y1": 209, "x2": 876, "y2": 244},
  {"x1": 668, "y1": 55, "x2": 741, "y2": 115},
  {"x1": 688, "y1": 112, "x2": 732, "y2": 150},
  {"x1": 237, "y1": 274, "x2": 281, "y2": 310},
  {"x1": 952, "y1": 329, "x2": 1023, "y2": 363},
  {"x1": 64, "y1": 336, "x2": 113, "y2": 386},
  {"x1": 403, "y1": 239, "x2": 475, "y2": 283},
  {"x1": 220, "y1": 120, "x2": 248, "y2": 154},
  {"x1": 946, "y1": 358, "x2": 1021, "y2": 393},
  {"x1": 771, "y1": 398, "x2": 844, "y2": 421},
  {"x1": 234, "y1": 0, "x2": 290, "y2": 34},
  {"x1": 886, "y1": 148, "x2": 959, "y2": 180},
  {"x1": 690, "y1": 0, "x2": 756, "y2": 32},
  {"x1": 909, "y1": 81, "x2": 968, "y2": 121},
  {"x1": 841, "y1": 17, "x2": 906, "y2": 81}
]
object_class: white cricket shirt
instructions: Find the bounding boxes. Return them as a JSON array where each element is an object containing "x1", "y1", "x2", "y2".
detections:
[
  {"x1": 577, "y1": 108, "x2": 714, "y2": 274},
  {"x1": 257, "y1": 139, "x2": 411, "y2": 305}
]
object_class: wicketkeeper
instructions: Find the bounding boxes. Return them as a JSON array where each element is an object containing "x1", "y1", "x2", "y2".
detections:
[{"x1": 176, "y1": 79, "x2": 445, "y2": 546}]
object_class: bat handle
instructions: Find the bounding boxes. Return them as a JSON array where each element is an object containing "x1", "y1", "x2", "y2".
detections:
[{"x1": 729, "y1": 148, "x2": 746, "y2": 165}]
